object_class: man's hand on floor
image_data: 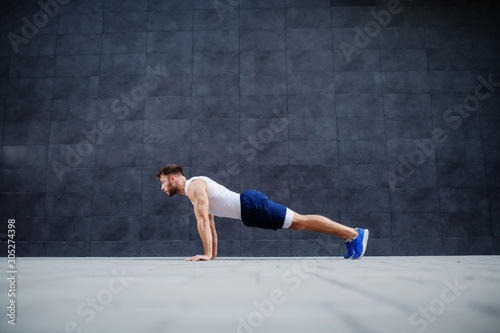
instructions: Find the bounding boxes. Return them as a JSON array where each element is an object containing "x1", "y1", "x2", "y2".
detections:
[{"x1": 185, "y1": 254, "x2": 211, "y2": 261}]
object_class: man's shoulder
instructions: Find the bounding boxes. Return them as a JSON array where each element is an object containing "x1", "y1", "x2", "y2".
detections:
[
  {"x1": 191, "y1": 177, "x2": 208, "y2": 186},
  {"x1": 187, "y1": 177, "x2": 208, "y2": 195}
]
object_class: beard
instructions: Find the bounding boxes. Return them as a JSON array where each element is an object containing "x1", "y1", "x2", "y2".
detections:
[{"x1": 166, "y1": 183, "x2": 178, "y2": 197}]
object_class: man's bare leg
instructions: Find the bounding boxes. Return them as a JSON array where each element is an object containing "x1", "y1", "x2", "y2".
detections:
[{"x1": 289, "y1": 213, "x2": 358, "y2": 241}]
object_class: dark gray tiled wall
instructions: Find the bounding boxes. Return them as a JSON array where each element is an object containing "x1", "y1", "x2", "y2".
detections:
[{"x1": 1, "y1": 0, "x2": 499, "y2": 257}]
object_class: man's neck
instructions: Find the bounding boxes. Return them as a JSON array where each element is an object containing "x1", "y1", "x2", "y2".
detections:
[{"x1": 177, "y1": 176, "x2": 187, "y2": 196}]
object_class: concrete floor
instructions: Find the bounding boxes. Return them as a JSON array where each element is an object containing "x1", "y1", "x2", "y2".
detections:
[{"x1": 1, "y1": 256, "x2": 499, "y2": 333}]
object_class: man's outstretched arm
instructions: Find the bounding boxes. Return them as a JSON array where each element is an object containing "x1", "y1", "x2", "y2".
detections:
[
  {"x1": 185, "y1": 180, "x2": 213, "y2": 261},
  {"x1": 209, "y1": 214, "x2": 217, "y2": 260}
]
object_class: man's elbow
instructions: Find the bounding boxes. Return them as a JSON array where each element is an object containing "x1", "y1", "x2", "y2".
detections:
[{"x1": 198, "y1": 219, "x2": 211, "y2": 229}]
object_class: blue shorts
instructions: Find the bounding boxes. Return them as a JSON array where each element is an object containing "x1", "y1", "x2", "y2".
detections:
[{"x1": 240, "y1": 191, "x2": 294, "y2": 230}]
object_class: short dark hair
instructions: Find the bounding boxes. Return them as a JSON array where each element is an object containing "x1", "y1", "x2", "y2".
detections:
[{"x1": 156, "y1": 164, "x2": 184, "y2": 179}]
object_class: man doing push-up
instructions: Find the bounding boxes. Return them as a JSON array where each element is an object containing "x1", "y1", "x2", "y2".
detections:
[{"x1": 157, "y1": 164, "x2": 369, "y2": 261}]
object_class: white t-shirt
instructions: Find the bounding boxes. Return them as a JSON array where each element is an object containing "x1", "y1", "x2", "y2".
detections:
[{"x1": 184, "y1": 176, "x2": 241, "y2": 220}]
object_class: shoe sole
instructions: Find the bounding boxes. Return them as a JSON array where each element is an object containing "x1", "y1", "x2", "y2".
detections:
[{"x1": 353, "y1": 229, "x2": 369, "y2": 260}]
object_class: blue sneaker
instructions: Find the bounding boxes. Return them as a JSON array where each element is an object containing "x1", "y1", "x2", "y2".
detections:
[
  {"x1": 344, "y1": 239, "x2": 354, "y2": 259},
  {"x1": 352, "y1": 228, "x2": 369, "y2": 260}
]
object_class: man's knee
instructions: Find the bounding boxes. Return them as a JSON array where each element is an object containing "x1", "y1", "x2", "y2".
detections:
[{"x1": 290, "y1": 214, "x2": 308, "y2": 230}]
